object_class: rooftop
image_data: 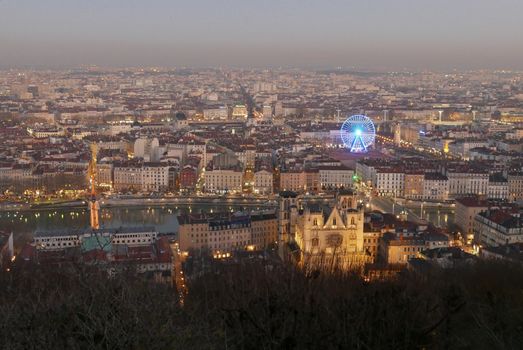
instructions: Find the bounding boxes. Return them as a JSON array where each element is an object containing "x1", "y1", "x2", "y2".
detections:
[
  {"x1": 35, "y1": 226, "x2": 157, "y2": 238},
  {"x1": 455, "y1": 196, "x2": 489, "y2": 207}
]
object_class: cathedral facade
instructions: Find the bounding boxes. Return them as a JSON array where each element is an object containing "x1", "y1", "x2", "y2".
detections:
[{"x1": 280, "y1": 190, "x2": 370, "y2": 270}]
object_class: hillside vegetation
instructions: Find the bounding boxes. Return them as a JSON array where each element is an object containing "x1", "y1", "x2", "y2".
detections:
[{"x1": 1, "y1": 261, "x2": 523, "y2": 349}]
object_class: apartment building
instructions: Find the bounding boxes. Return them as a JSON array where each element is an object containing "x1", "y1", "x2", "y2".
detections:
[
  {"x1": 375, "y1": 169, "x2": 404, "y2": 197},
  {"x1": 33, "y1": 227, "x2": 158, "y2": 251},
  {"x1": 446, "y1": 169, "x2": 489, "y2": 198},
  {"x1": 178, "y1": 212, "x2": 277, "y2": 253},
  {"x1": 253, "y1": 169, "x2": 273, "y2": 195},
  {"x1": 508, "y1": 172, "x2": 523, "y2": 202},
  {"x1": 303, "y1": 169, "x2": 320, "y2": 192},
  {"x1": 204, "y1": 168, "x2": 243, "y2": 193},
  {"x1": 280, "y1": 170, "x2": 304, "y2": 192},
  {"x1": 113, "y1": 162, "x2": 171, "y2": 192},
  {"x1": 96, "y1": 162, "x2": 114, "y2": 188},
  {"x1": 379, "y1": 230, "x2": 449, "y2": 265},
  {"x1": 488, "y1": 173, "x2": 508, "y2": 200},
  {"x1": 318, "y1": 166, "x2": 354, "y2": 189},
  {"x1": 423, "y1": 173, "x2": 449, "y2": 201},
  {"x1": 474, "y1": 209, "x2": 523, "y2": 247},
  {"x1": 455, "y1": 197, "x2": 489, "y2": 244},
  {"x1": 404, "y1": 172, "x2": 424, "y2": 200}
]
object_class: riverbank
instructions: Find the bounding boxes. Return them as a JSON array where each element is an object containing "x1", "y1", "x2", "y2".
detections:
[
  {"x1": 0, "y1": 195, "x2": 277, "y2": 212},
  {"x1": 394, "y1": 198, "x2": 455, "y2": 209}
]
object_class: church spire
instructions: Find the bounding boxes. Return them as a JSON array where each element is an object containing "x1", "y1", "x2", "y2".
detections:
[{"x1": 88, "y1": 155, "x2": 100, "y2": 230}]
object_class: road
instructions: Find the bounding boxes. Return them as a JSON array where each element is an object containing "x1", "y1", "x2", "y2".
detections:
[{"x1": 171, "y1": 242, "x2": 187, "y2": 305}]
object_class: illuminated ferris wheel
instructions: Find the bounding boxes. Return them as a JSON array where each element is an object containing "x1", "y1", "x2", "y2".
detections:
[{"x1": 340, "y1": 114, "x2": 376, "y2": 153}]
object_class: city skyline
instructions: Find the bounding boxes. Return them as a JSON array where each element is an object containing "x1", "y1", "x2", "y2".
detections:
[
  {"x1": 1, "y1": 0, "x2": 523, "y2": 70},
  {"x1": 3, "y1": 2, "x2": 523, "y2": 348}
]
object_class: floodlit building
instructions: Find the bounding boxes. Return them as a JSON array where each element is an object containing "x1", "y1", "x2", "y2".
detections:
[
  {"x1": 232, "y1": 104, "x2": 248, "y2": 119},
  {"x1": 282, "y1": 190, "x2": 370, "y2": 270}
]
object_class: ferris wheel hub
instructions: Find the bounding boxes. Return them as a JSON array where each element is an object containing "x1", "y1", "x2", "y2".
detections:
[{"x1": 340, "y1": 114, "x2": 376, "y2": 153}]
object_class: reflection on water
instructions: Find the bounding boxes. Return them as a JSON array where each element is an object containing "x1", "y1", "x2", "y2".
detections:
[
  {"x1": 0, "y1": 204, "x2": 268, "y2": 248},
  {"x1": 409, "y1": 206, "x2": 455, "y2": 230}
]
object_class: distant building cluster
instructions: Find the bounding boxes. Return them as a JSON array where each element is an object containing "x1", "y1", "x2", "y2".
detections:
[
  {"x1": 2, "y1": 68, "x2": 523, "y2": 275},
  {"x1": 18, "y1": 227, "x2": 173, "y2": 282}
]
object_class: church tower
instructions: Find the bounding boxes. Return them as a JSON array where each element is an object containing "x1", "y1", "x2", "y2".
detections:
[
  {"x1": 89, "y1": 175, "x2": 100, "y2": 230},
  {"x1": 88, "y1": 154, "x2": 100, "y2": 230},
  {"x1": 336, "y1": 189, "x2": 359, "y2": 211},
  {"x1": 278, "y1": 191, "x2": 298, "y2": 259}
]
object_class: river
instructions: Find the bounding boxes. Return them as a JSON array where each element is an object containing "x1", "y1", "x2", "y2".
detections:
[
  {"x1": 2, "y1": 197, "x2": 456, "y2": 252},
  {"x1": 370, "y1": 197, "x2": 455, "y2": 230},
  {"x1": 0, "y1": 203, "x2": 275, "y2": 250}
]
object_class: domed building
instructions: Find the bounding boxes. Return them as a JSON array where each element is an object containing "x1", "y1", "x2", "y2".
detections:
[
  {"x1": 131, "y1": 119, "x2": 142, "y2": 129},
  {"x1": 173, "y1": 111, "x2": 189, "y2": 130}
]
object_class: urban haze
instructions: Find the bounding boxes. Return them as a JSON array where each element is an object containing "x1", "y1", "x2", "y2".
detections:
[
  {"x1": 1, "y1": 0, "x2": 523, "y2": 70},
  {"x1": 2, "y1": 1, "x2": 523, "y2": 349}
]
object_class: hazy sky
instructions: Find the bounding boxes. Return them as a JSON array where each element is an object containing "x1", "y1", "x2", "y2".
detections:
[{"x1": 1, "y1": 0, "x2": 522, "y2": 70}]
